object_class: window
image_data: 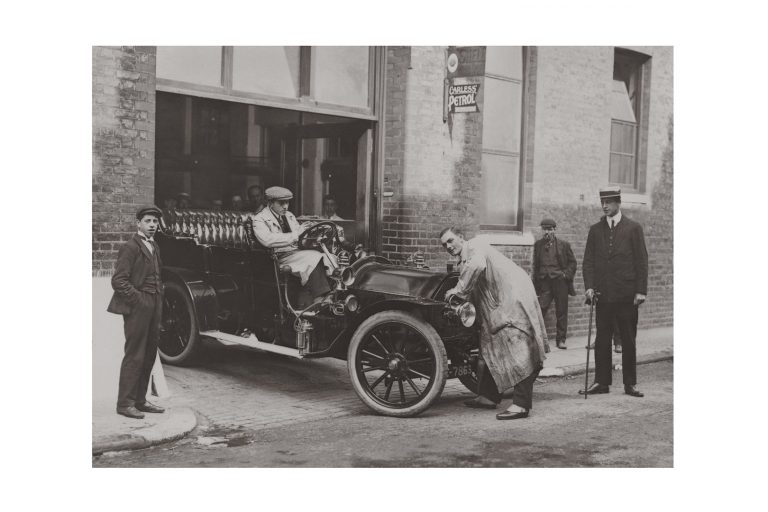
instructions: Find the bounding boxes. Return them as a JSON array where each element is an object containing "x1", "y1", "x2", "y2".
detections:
[
  {"x1": 156, "y1": 46, "x2": 223, "y2": 87},
  {"x1": 610, "y1": 48, "x2": 651, "y2": 191},
  {"x1": 155, "y1": 46, "x2": 378, "y2": 119},
  {"x1": 480, "y1": 46, "x2": 524, "y2": 229}
]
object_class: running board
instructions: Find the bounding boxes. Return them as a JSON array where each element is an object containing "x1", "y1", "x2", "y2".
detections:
[{"x1": 200, "y1": 330, "x2": 304, "y2": 359}]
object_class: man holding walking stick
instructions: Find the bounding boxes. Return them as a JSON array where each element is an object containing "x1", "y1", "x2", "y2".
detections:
[{"x1": 580, "y1": 186, "x2": 648, "y2": 398}]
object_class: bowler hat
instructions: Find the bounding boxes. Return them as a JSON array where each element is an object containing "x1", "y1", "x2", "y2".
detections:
[
  {"x1": 136, "y1": 205, "x2": 162, "y2": 219},
  {"x1": 540, "y1": 218, "x2": 556, "y2": 228},
  {"x1": 599, "y1": 186, "x2": 621, "y2": 201},
  {"x1": 265, "y1": 186, "x2": 293, "y2": 201}
]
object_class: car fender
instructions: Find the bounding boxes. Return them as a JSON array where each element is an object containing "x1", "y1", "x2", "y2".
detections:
[{"x1": 161, "y1": 266, "x2": 219, "y2": 332}]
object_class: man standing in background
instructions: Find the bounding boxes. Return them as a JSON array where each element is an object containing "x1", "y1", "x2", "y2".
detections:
[
  {"x1": 581, "y1": 186, "x2": 648, "y2": 398},
  {"x1": 532, "y1": 218, "x2": 577, "y2": 350}
]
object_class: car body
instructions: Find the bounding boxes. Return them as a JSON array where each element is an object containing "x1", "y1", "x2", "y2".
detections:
[{"x1": 156, "y1": 209, "x2": 480, "y2": 417}]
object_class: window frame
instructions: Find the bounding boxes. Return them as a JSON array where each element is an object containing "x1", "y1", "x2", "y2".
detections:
[
  {"x1": 156, "y1": 46, "x2": 381, "y2": 121},
  {"x1": 610, "y1": 48, "x2": 651, "y2": 193},
  {"x1": 478, "y1": 46, "x2": 527, "y2": 233}
]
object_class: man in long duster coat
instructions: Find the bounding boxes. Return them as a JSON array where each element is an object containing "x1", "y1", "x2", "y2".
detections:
[{"x1": 441, "y1": 227, "x2": 549, "y2": 420}]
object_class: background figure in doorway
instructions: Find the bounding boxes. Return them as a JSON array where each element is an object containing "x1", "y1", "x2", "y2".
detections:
[
  {"x1": 230, "y1": 194, "x2": 244, "y2": 211},
  {"x1": 247, "y1": 185, "x2": 266, "y2": 213},
  {"x1": 322, "y1": 194, "x2": 344, "y2": 221}
]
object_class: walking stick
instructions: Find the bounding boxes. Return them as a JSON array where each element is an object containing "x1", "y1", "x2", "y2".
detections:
[{"x1": 584, "y1": 293, "x2": 597, "y2": 400}]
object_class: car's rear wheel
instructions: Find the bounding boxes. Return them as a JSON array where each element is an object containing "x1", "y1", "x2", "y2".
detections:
[
  {"x1": 159, "y1": 281, "x2": 201, "y2": 366},
  {"x1": 347, "y1": 310, "x2": 447, "y2": 417}
]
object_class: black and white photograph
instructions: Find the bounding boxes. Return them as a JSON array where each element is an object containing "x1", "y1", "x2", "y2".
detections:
[
  {"x1": 90, "y1": 43, "x2": 674, "y2": 467},
  {"x1": 6, "y1": 0, "x2": 767, "y2": 509}
]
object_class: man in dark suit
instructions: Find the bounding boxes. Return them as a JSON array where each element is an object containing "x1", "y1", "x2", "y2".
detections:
[
  {"x1": 532, "y1": 218, "x2": 577, "y2": 349},
  {"x1": 107, "y1": 205, "x2": 167, "y2": 419},
  {"x1": 580, "y1": 186, "x2": 648, "y2": 398}
]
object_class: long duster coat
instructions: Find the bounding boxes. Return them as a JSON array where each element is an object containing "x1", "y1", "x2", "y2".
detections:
[{"x1": 452, "y1": 237, "x2": 550, "y2": 390}]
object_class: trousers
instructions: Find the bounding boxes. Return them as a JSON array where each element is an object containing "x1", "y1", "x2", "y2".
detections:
[
  {"x1": 537, "y1": 276, "x2": 569, "y2": 342},
  {"x1": 477, "y1": 356, "x2": 541, "y2": 410},
  {"x1": 594, "y1": 301, "x2": 638, "y2": 386},
  {"x1": 117, "y1": 291, "x2": 161, "y2": 408}
]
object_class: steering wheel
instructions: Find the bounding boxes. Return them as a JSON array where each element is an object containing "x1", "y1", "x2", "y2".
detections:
[{"x1": 298, "y1": 221, "x2": 342, "y2": 253}]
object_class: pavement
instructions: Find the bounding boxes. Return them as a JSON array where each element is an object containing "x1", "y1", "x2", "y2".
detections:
[{"x1": 93, "y1": 276, "x2": 672, "y2": 456}]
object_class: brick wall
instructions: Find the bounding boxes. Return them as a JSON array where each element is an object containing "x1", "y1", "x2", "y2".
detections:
[
  {"x1": 92, "y1": 46, "x2": 157, "y2": 276},
  {"x1": 530, "y1": 47, "x2": 674, "y2": 337},
  {"x1": 383, "y1": 46, "x2": 673, "y2": 339},
  {"x1": 382, "y1": 46, "x2": 484, "y2": 269}
]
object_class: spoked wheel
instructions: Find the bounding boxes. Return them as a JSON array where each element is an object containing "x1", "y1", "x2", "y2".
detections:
[
  {"x1": 347, "y1": 311, "x2": 447, "y2": 417},
  {"x1": 159, "y1": 281, "x2": 201, "y2": 366}
]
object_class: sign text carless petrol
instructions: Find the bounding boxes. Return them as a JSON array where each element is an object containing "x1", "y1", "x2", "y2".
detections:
[{"x1": 448, "y1": 83, "x2": 480, "y2": 113}]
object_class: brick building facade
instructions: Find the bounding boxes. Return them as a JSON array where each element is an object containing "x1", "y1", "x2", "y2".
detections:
[{"x1": 92, "y1": 46, "x2": 673, "y2": 338}]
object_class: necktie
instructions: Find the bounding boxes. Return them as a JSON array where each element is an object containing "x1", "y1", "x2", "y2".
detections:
[
  {"x1": 610, "y1": 219, "x2": 615, "y2": 232},
  {"x1": 280, "y1": 215, "x2": 291, "y2": 233}
]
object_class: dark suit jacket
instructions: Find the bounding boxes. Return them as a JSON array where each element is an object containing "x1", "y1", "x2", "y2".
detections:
[
  {"x1": 107, "y1": 234, "x2": 163, "y2": 315},
  {"x1": 532, "y1": 237, "x2": 577, "y2": 296},
  {"x1": 582, "y1": 214, "x2": 648, "y2": 303}
]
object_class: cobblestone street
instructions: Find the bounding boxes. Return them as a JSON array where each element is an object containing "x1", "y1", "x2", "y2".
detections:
[{"x1": 165, "y1": 342, "x2": 473, "y2": 432}]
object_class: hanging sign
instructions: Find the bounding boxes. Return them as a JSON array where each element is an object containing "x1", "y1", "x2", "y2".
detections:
[{"x1": 448, "y1": 83, "x2": 480, "y2": 113}]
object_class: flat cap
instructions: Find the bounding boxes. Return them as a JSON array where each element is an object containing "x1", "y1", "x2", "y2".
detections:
[
  {"x1": 599, "y1": 186, "x2": 621, "y2": 200},
  {"x1": 265, "y1": 186, "x2": 293, "y2": 201},
  {"x1": 136, "y1": 205, "x2": 163, "y2": 219},
  {"x1": 540, "y1": 218, "x2": 556, "y2": 228}
]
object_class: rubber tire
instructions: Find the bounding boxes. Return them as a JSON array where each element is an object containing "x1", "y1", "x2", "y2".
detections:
[
  {"x1": 158, "y1": 281, "x2": 202, "y2": 366},
  {"x1": 347, "y1": 310, "x2": 448, "y2": 417}
]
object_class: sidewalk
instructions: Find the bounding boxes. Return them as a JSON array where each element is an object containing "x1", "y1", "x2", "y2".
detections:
[{"x1": 540, "y1": 325, "x2": 673, "y2": 377}]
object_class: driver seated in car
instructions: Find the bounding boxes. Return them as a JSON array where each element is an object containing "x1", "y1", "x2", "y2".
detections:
[{"x1": 251, "y1": 186, "x2": 337, "y2": 308}]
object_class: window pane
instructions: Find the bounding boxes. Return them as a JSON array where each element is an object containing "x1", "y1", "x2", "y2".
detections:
[
  {"x1": 480, "y1": 153, "x2": 519, "y2": 225},
  {"x1": 610, "y1": 153, "x2": 635, "y2": 185},
  {"x1": 482, "y1": 78, "x2": 522, "y2": 153},
  {"x1": 156, "y1": 46, "x2": 222, "y2": 87},
  {"x1": 311, "y1": 47, "x2": 370, "y2": 108},
  {"x1": 232, "y1": 46, "x2": 300, "y2": 98},
  {"x1": 610, "y1": 121, "x2": 636, "y2": 154},
  {"x1": 611, "y1": 80, "x2": 636, "y2": 123},
  {"x1": 485, "y1": 46, "x2": 522, "y2": 79}
]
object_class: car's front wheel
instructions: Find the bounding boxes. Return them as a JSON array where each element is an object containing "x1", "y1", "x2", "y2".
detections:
[
  {"x1": 158, "y1": 281, "x2": 201, "y2": 366},
  {"x1": 347, "y1": 310, "x2": 447, "y2": 417}
]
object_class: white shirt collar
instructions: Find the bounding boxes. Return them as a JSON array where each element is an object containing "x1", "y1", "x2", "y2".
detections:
[
  {"x1": 606, "y1": 210, "x2": 622, "y2": 227},
  {"x1": 137, "y1": 231, "x2": 154, "y2": 241}
]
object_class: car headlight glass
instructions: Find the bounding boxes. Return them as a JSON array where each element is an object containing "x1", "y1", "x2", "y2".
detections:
[{"x1": 457, "y1": 302, "x2": 476, "y2": 327}]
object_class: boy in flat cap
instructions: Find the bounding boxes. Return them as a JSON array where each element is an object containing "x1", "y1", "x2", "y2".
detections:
[
  {"x1": 532, "y1": 218, "x2": 577, "y2": 349},
  {"x1": 580, "y1": 186, "x2": 648, "y2": 398},
  {"x1": 107, "y1": 205, "x2": 166, "y2": 419},
  {"x1": 250, "y1": 186, "x2": 334, "y2": 308}
]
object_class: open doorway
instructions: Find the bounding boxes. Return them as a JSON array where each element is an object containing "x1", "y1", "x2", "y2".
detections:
[{"x1": 155, "y1": 92, "x2": 375, "y2": 246}]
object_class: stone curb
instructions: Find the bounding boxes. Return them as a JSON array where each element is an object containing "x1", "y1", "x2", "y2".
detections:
[
  {"x1": 92, "y1": 407, "x2": 197, "y2": 456},
  {"x1": 539, "y1": 349, "x2": 673, "y2": 378}
]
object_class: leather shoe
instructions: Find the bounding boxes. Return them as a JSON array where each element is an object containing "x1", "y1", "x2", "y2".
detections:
[
  {"x1": 496, "y1": 409, "x2": 529, "y2": 420},
  {"x1": 135, "y1": 401, "x2": 165, "y2": 413},
  {"x1": 463, "y1": 398, "x2": 497, "y2": 409},
  {"x1": 578, "y1": 382, "x2": 609, "y2": 395},
  {"x1": 624, "y1": 385, "x2": 644, "y2": 397},
  {"x1": 614, "y1": 344, "x2": 623, "y2": 353},
  {"x1": 556, "y1": 340, "x2": 567, "y2": 350},
  {"x1": 116, "y1": 406, "x2": 145, "y2": 419}
]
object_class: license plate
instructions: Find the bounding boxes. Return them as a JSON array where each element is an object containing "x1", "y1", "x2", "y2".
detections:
[{"x1": 448, "y1": 364, "x2": 474, "y2": 379}]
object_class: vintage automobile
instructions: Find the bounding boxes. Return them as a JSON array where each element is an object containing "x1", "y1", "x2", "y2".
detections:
[{"x1": 155, "y1": 209, "x2": 480, "y2": 417}]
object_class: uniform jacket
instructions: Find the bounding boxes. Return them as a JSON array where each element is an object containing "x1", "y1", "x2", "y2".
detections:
[
  {"x1": 532, "y1": 237, "x2": 577, "y2": 296},
  {"x1": 452, "y1": 237, "x2": 549, "y2": 390},
  {"x1": 582, "y1": 214, "x2": 648, "y2": 303},
  {"x1": 107, "y1": 234, "x2": 163, "y2": 315}
]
